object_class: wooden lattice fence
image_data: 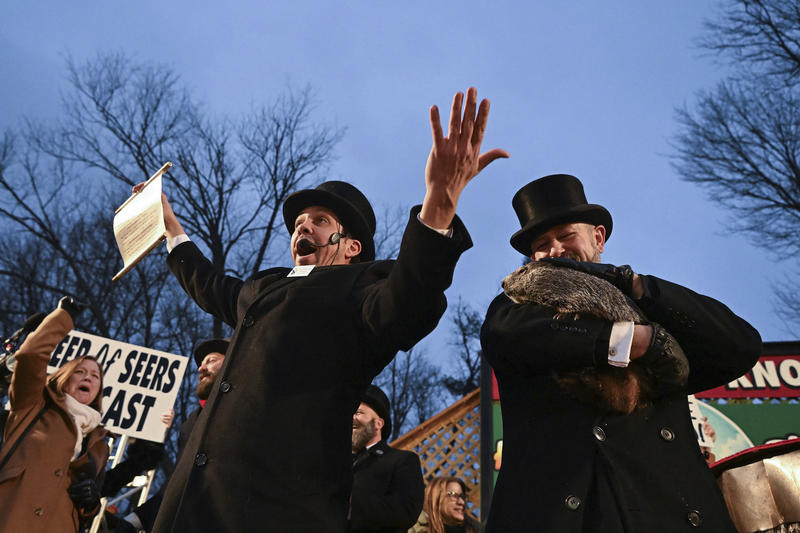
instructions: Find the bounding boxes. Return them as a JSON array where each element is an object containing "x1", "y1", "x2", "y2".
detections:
[{"x1": 391, "y1": 388, "x2": 482, "y2": 519}]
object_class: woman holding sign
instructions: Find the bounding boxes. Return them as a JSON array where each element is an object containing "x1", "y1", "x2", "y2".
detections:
[{"x1": 0, "y1": 297, "x2": 109, "y2": 533}]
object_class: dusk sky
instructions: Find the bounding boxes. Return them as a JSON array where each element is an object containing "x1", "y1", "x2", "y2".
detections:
[{"x1": 2, "y1": 2, "x2": 793, "y2": 371}]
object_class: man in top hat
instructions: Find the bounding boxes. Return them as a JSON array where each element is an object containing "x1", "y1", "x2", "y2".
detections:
[
  {"x1": 480, "y1": 174, "x2": 761, "y2": 532},
  {"x1": 350, "y1": 385, "x2": 424, "y2": 533},
  {"x1": 148, "y1": 88, "x2": 508, "y2": 533}
]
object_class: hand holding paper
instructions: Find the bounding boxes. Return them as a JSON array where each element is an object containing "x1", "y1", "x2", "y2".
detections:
[{"x1": 112, "y1": 162, "x2": 172, "y2": 281}]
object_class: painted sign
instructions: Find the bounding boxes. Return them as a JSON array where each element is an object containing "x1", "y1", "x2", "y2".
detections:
[
  {"x1": 695, "y1": 353, "x2": 800, "y2": 399},
  {"x1": 48, "y1": 329, "x2": 189, "y2": 442}
]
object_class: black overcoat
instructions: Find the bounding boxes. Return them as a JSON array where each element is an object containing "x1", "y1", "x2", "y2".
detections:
[
  {"x1": 134, "y1": 406, "x2": 201, "y2": 532},
  {"x1": 153, "y1": 209, "x2": 471, "y2": 533},
  {"x1": 480, "y1": 273, "x2": 761, "y2": 533},
  {"x1": 350, "y1": 439, "x2": 424, "y2": 533}
]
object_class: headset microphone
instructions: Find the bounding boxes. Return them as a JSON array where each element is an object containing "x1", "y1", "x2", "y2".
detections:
[{"x1": 296, "y1": 233, "x2": 344, "y2": 256}]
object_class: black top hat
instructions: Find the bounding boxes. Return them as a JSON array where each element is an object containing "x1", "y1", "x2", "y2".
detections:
[
  {"x1": 362, "y1": 384, "x2": 392, "y2": 441},
  {"x1": 510, "y1": 174, "x2": 613, "y2": 256},
  {"x1": 193, "y1": 338, "x2": 230, "y2": 367},
  {"x1": 282, "y1": 181, "x2": 377, "y2": 262}
]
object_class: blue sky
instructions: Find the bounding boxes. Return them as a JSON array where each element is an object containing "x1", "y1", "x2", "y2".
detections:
[{"x1": 2, "y1": 2, "x2": 793, "y2": 370}]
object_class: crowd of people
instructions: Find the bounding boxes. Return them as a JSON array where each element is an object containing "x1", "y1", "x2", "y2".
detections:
[{"x1": 0, "y1": 87, "x2": 762, "y2": 532}]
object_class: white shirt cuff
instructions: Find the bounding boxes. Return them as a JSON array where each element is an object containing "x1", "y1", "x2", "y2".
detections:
[
  {"x1": 608, "y1": 321, "x2": 634, "y2": 367},
  {"x1": 416, "y1": 214, "x2": 453, "y2": 238},
  {"x1": 166, "y1": 234, "x2": 190, "y2": 253}
]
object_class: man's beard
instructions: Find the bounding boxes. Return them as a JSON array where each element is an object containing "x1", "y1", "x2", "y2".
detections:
[
  {"x1": 196, "y1": 375, "x2": 214, "y2": 400},
  {"x1": 352, "y1": 418, "x2": 378, "y2": 452}
]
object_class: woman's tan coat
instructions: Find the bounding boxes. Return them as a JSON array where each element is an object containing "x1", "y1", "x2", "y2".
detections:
[{"x1": 0, "y1": 309, "x2": 108, "y2": 533}]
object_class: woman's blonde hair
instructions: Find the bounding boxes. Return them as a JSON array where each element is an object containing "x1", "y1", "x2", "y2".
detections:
[
  {"x1": 48, "y1": 356, "x2": 104, "y2": 412},
  {"x1": 423, "y1": 476, "x2": 476, "y2": 533}
]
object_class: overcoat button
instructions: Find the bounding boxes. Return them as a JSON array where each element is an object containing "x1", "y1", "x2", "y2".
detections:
[
  {"x1": 220, "y1": 381, "x2": 231, "y2": 393},
  {"x1": 565, "y1": 495, "x2": 581, "y2": 510},
  {"x1": 242, "y1": 315, "x2": 254, "y2": 327},
  {"x1": 592, "y1": 426, "x2": 606, "y2": 441},
  {"x1": 34, "y1": 507, "x2": 43, "y2": 516},
  {"x1": 660, "y1": 428, "x2": 675, "y2": 441},
  {"x1": 195, "y1": 453, "x2": 208, "y2": 467},
  {"x1": 687, "y1": 510, "x2": 702, "y2": 527}
]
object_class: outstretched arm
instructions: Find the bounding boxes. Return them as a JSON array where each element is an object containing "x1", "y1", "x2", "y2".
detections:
[
  {"x1": 10, "y1": 308, "x2": 74, "y2": 410},
  {"x1": 420, "y1": 87, "x2": 509, "y2": 229},
  {"x1": 131, "y1": 183, "x2": 242, "y2": 326}
]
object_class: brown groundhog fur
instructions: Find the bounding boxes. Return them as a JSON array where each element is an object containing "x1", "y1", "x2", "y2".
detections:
[{"x1": 502, "y1": 261, "x2": 654, "y2": 414}]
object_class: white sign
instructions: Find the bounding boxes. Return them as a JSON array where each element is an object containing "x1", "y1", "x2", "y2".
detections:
[{"x1": 47, "y1": 329, "x2": 189, "y2": 443}]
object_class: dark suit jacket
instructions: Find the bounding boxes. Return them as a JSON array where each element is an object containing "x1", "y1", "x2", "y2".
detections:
[
  {"x1": 350, "y1": 440, "x2": 424, "y2": 533},
  {"x1": 153, "y1": 209, "x2": 471, "y2": 533},
  {"x1": 481, "y1": 274, "x2": 761, "y2": 533},
  {"x1": 135, "y1": 406, "x2": 201, "y2": 531}
]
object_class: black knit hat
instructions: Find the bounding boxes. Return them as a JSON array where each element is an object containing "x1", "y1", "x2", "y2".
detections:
[
  {"x1": 362, "y1": 385, "x2": 392, "y2": 440},
  {"x1": 192, "y1": 338, "x2": 230, "y2": 367},
  {"x1": 510, "y1": 174, "x2": 613, "y2": 256},
  {"x1": 282, "y1": 181, "x2": 377, "y2": 262}
]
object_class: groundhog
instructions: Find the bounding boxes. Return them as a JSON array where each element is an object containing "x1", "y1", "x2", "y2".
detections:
[{"x1": 502, "y1": 261, "x2": 654, "y2": 414}]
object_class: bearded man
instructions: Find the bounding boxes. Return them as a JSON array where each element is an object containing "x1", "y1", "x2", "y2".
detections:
[
  {"x1": 350, "y1": 385, "x2": 424, "y2": 533},
  {"x1": 480, "y1": 174, "x2": 761, "y2": 532},
  {"x1": 179, "y1": 338, "x2": 228, "y2": 450}
]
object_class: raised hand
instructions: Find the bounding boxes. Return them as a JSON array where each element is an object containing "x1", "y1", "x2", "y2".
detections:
[
  {"x1": 58, "y1": 296, "x2": 88, "y2": 321},
  {"x1": 420, "y1": 87, "x2": 509, "y2": 229}
]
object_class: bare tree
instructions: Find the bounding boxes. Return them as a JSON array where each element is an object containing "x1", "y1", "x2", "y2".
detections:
[
  {"x1": 371, "y1": 296, "x2": 485, "y2": 441},
  {"x1": 700, "y1": 0, "x2": 800, "y2": 83},
  {"x1": 27, "y1": 52, "x2": 193, "y2": 187},
  {"x1": 237, "y1": 86, "x2": 345, "y2": 276},
  {"x1": 672, "y1": 0, "x2": 800, "y2": 329},
  {"x1": 673, "y1": 81, "x2": 800, "y2": 254},
  {"x1": 0, "y1": 132, "x2": 177, "y2": 345},
  {"x1": 373, "y1": 348, "x2": 445, "y2": 440},
  {"x1": 441, "y1": 298, "x2": 483, "y2": 399},
  {"x1": 373, "y1": 204, "x2": 406, "y2": 260}
]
